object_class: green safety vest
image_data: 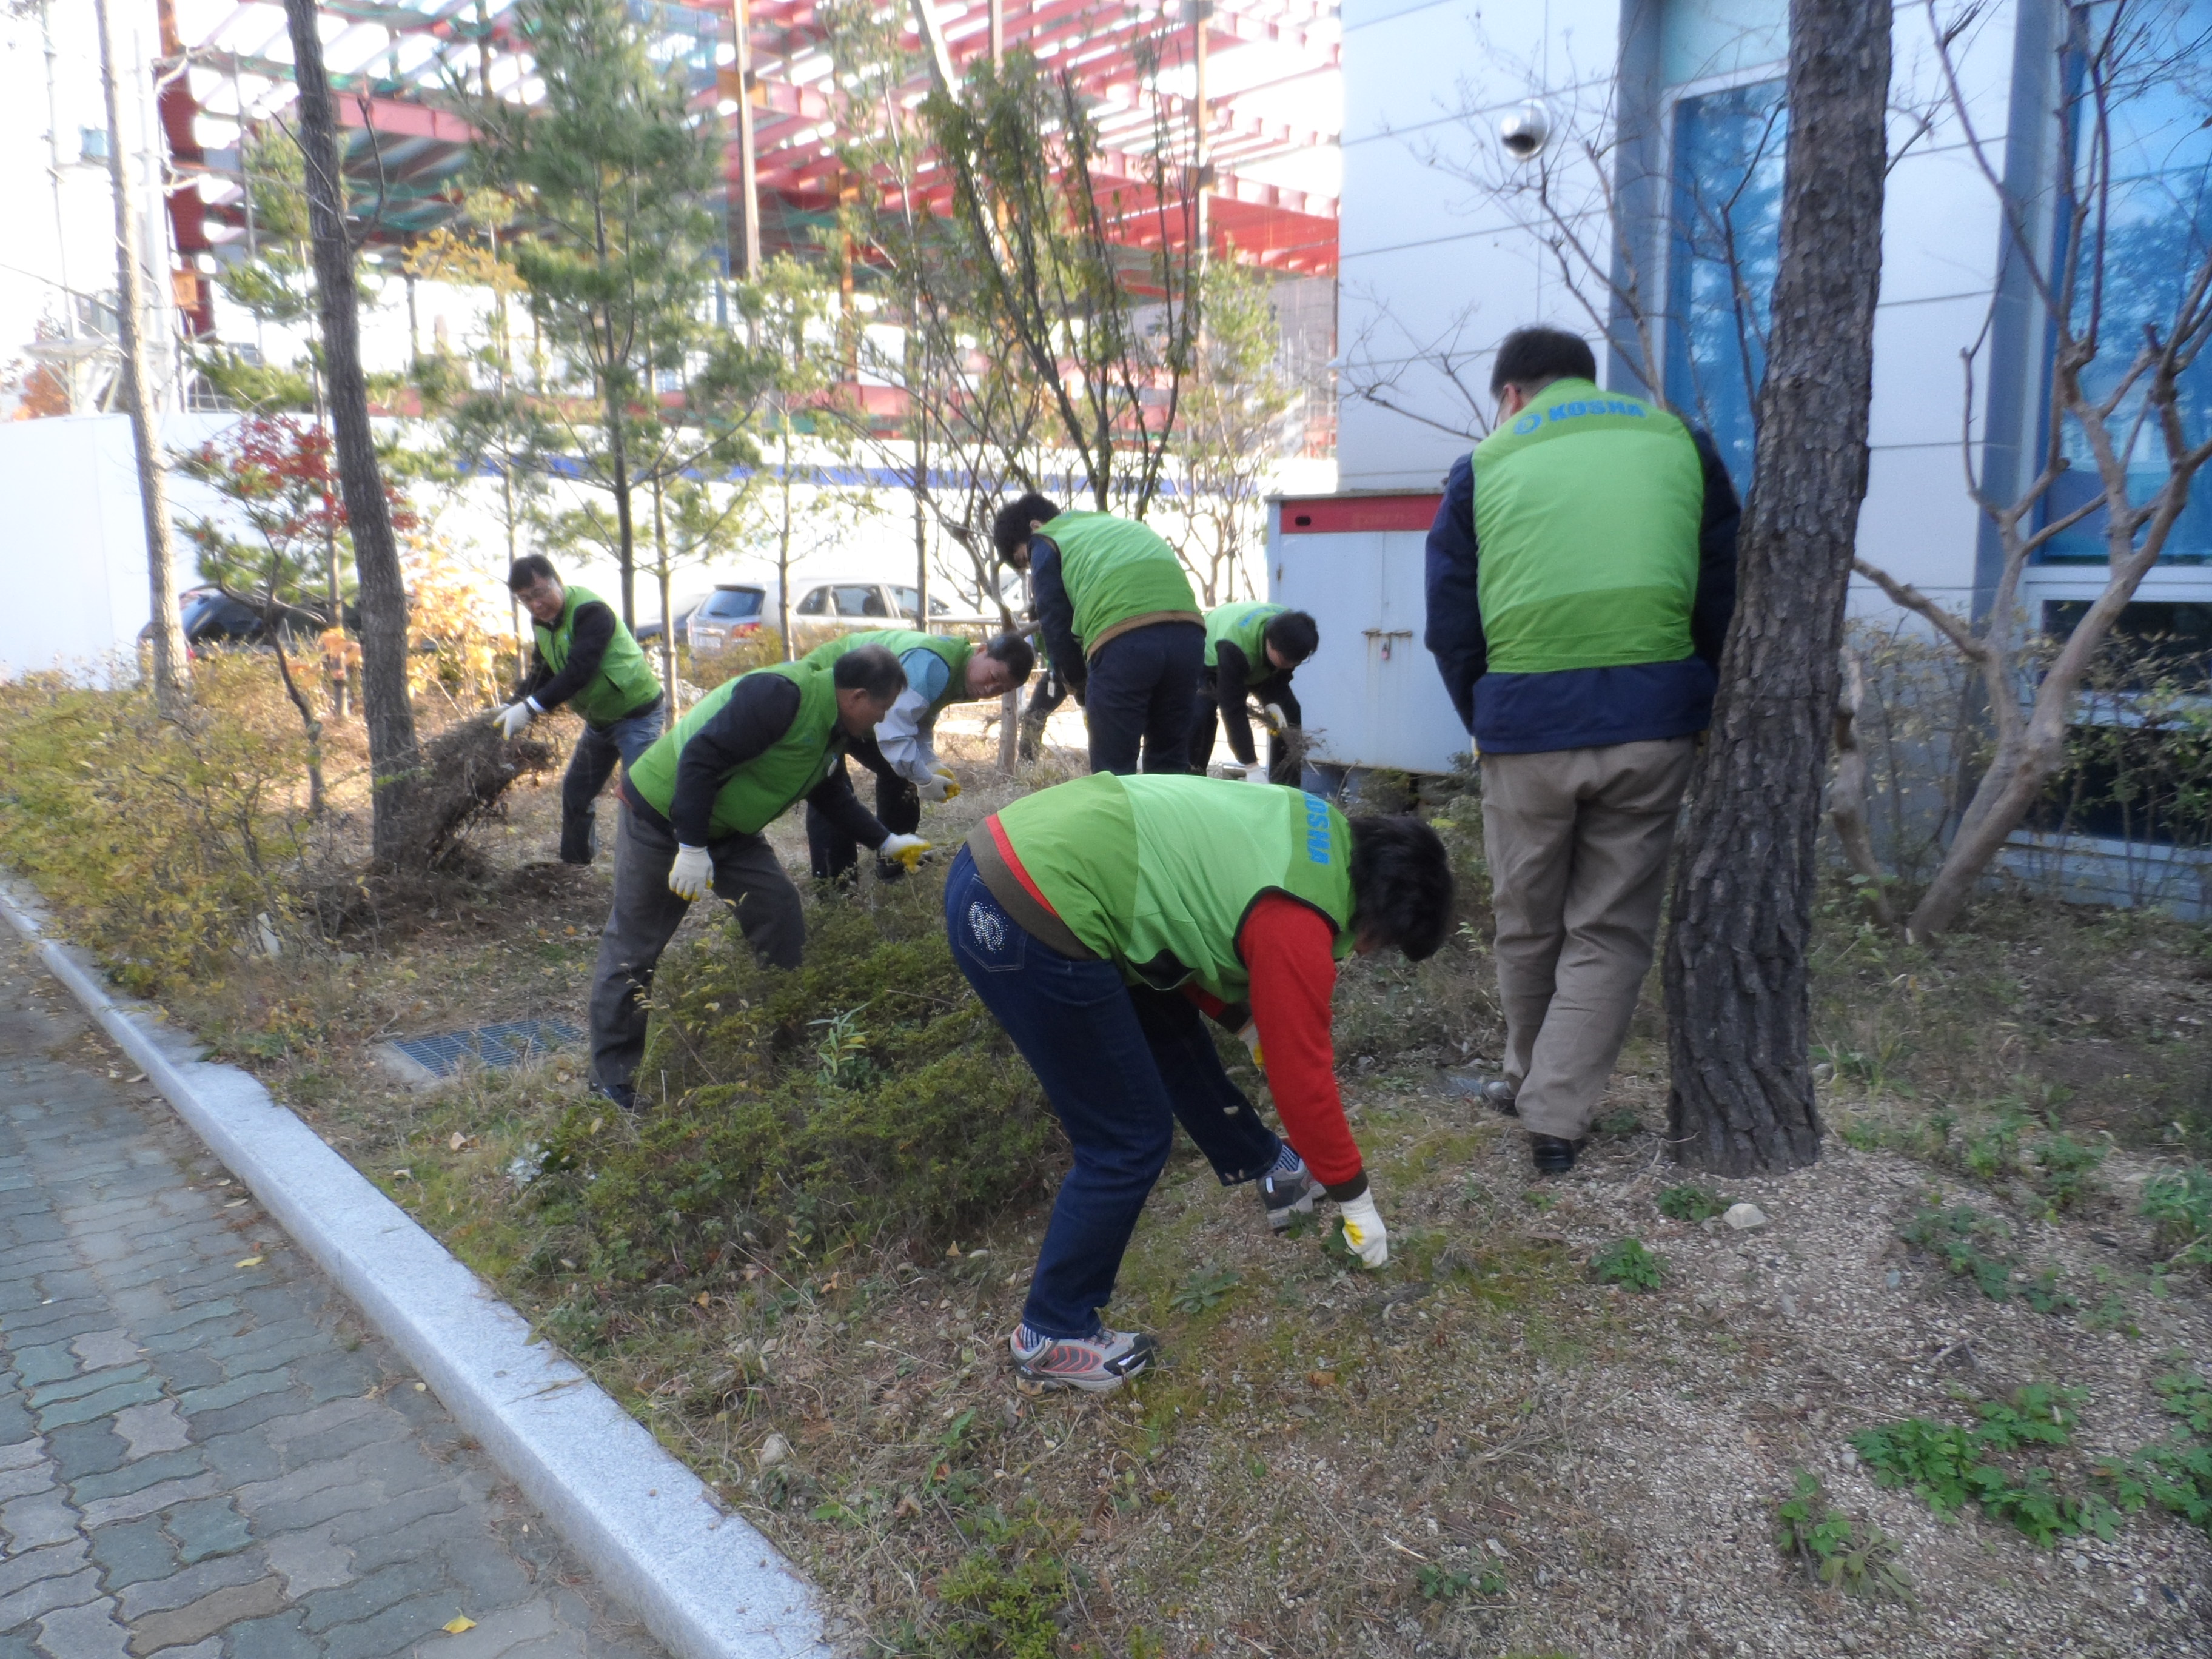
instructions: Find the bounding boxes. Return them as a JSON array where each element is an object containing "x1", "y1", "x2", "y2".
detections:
[
  {"x1": 625, "y1": 657, "x2": 846, "y2": 840},
  {"x1": 1042, "y1": 512, "x2": 1200, "y2": 656},
  {"x1": 1470, "y1": 378, "x2": 1704, "y2": 674},
  {"x1": 805, "y1": 629, "x2": 976, "y2": 722},
  {"x1": 1204, "y1": 602, "x2": 1287, "y2": 684},
  {"x1": 533, "y1": 583, "x2": 662, "y2": 728},
  {"x1": 991, "y1": 773, "x2": 1354, "y2": 1002}
]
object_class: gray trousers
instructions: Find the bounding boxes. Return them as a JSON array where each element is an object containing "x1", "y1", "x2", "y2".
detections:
[
  {"x1": 1481, "y1": 738, "x2": 1695, "y2": 1141},
  {"x1": 588, "y1": 800, "x2": 805, "y2": 1094}
]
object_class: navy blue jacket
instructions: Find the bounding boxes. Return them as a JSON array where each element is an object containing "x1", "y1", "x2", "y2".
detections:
[{"x1": 1423, "y1": 429, "x2": 1741, "y2": 754}]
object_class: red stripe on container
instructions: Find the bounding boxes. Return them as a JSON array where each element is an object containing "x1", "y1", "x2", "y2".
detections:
[{"x1": 1277, "y1": 494, "x2": 1443, "y2": 535}]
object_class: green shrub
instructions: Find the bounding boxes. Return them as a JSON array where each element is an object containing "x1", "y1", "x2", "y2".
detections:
[
  {"x1": 2096, "y1": 1371, "x2": 2212, "y2": 1538},
  {"x1": 518, "y1": 877, "x2": 1060, "y2": 1289},
  {"x1": 2031, "y1": 1133, "x2": 2107, "y2": 1212},
  {"x1": 1657, "y1": 1184, "x2": 1729, "y2": 1222},
  {"x1": 2142, "y1": 1164, "x2": 2212, "y2": 1270},
  {"x1": 1897, "y1": 1204, "x2": 2017, "y2": 1301},
  {"x1": 1773, "y1": 1470, "x2": 1911, "y2": 1600},
  {"x1": 1590, "y1": 1237, "x2": 1663, "y2": 1292}
]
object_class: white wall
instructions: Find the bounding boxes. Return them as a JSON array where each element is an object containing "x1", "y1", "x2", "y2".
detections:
[
  {"x1": 1334, "y1": 0, "x2": 2031, "y2": 620},
  {"x1": 0, "y1": 412, "x2": 232, "y2": 680}
]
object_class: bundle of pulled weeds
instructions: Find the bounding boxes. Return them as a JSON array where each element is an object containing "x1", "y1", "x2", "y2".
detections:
[{"x1": 511, "y1": 873, "x2": 1062, "y2": 1300}]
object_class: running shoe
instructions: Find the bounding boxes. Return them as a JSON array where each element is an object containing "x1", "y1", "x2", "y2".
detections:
[
  {"x1": 1258, "y1": 1165, "x2": 1319, "y2": 1232},
  {"x1": 1446, "y1": 1071, "x2": 1519, "y2": 1116},
  {"x1": 1009, "y1": 1325, "x2": 1158, "y2": 1393}
]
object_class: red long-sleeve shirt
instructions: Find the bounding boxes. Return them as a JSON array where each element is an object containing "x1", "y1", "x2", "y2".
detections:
[{"x1": 1195, "y1": 894, "x2": 1366, "y2": 1196}]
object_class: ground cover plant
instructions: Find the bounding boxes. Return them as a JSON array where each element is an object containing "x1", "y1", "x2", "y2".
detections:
[{"x1": 4, "y1": 679, "x2": 2212, "y2": 1654}]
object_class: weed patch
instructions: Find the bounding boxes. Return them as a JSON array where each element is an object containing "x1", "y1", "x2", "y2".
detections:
[
  {"x1": 1896, "y1": 1203, "x2": 2072, "y2": 1309},
  {"x1": 1657, "y1": 1184, "x2": 1731, "y2": 1223},
  {"x1": 1772, "y1": 1469, "x2": 1911, "y2": 1601},
  {"x1": 1590, "y1": 1237, "x2": 1663, "y2": 1292},
  {"x1": 2141, "y1": 1164, "x2": 2212, "y2": 1271},
  {"x1": 1851, "y1": 1383, "x2": 2118, "y2": 1546}
]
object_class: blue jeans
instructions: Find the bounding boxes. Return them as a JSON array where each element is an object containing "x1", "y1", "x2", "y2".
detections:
[
  {"x1": 1083, "y1": 620, "x2": 1204, "y2": 776},
  {"x1": 945, "y1": 845, "x2": 1280, "y2": 1338},
  {"x1": 562, "y1": 699, "x2": 665, "y2": 863}
]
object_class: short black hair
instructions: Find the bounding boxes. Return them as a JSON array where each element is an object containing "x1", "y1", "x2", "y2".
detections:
[
  {"x1": 832, "y1": 643, "x2": 907, "y2": 703},
  {"x1": 1264, "y1": 609, "x2": 1319, "y2": 665},
  {"x1": 983, "y1": 633, "x2": 1036, "y2": 684},
  {"x1": 1489, "y1": 327, "x2": 1597, "y2": 397},
  {"x1": 992, "y1": 493, "x2": 1060, "y2": 561},
  {"x1": 506, "y1": 554, "x2": 559, "y2": 592},
  {"x1": 1347, "y1": 815, "x2": 1454, "y2": 962}
]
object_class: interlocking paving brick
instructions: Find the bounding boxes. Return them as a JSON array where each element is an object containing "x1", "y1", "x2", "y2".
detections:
[
  {"x1": 0, "y1": 950, "x2": 662, "y2": 1659},
  {"x1": 122, "y1": 1576, "x2": 287, "y2": 1656}
]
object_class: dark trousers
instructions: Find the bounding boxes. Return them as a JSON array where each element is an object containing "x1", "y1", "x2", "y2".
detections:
[
  {"x1": 1018, "y1": 665, "x2": 1068, "y2": 762},
  {"x1": 1186, "y1": 672, "x2": 1301, "y2": 783},
  {"x1": 805, "y1": 756, "x2": 920, "y2": 883},
  {"x1": 588, "y1": 800, "x2": 805, "y2": 1094},
  {"x1": 945, "y1": 845, "x2": 1279, "y2": 1338},
  {"x1": 560, "y1": 699, "x2": 665, "y2": 864},
  {"x1": 1082, "y1": 621, "x2": 1204, "y2": 776}
]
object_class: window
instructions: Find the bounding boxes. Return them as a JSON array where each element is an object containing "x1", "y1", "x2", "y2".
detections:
[
  {"x1": 796, "y1": 587, "x2": 830, "y2": 615},
  {"x1": 2043, "y1": 598, "x2": 2212, "y2": 691},
  {"x1": 2038, "y1": 0, "x2": 2212, "y2": 563},
  {"x1": 1664, "y1": 76, "x2": 1787, "y2": 500},
  {"x1": 833, "y1": 585, "x2": 888, "y2": 617},
  {"x1": 700, "y1": 587, "x2": 763, "y2": 620},
  {"x1": 888, "y1": 586, "x2": 951, "y2": 620}
]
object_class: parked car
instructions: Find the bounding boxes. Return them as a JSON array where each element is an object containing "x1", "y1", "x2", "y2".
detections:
[
  {"x1": 683, "y1": 583, "x2": 772, "y2": 654},
  {"x1": 783, "y1": 576, "x2": 999, "y2": 651},
  {"x1": 141, "y1": 588, "x2": 337, "y2": 656},
  {"x1": 634, "y1": 601, "x2": 699, "y2": 648}
]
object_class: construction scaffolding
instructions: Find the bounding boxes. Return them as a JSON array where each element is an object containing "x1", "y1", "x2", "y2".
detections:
[{"x1": 161, "y1": 0, "x2": 1339, "y2": 340}]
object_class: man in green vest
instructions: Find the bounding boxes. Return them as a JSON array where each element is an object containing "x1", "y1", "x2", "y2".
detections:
[
  {"x1": 947, "y1": 774, "x2": 1453, "y2": 1390},
  {"x1": 1189, "y1": 602, "x2": 1320, "y2": 783},
  {"x1": 586, "y1": 644, "x2": 927, "y2": 1110},
  {"x1": 800, "y1": 629, "x2": 1035, "y2": 883},
  {"x1": 991, "y1": 494, "x2": 1204, "y2": 776},
  {"x1": 1424, "y1": 326, "x2": 1739, "y2": 1175},
  {"x1": 497, "y1": 555, "x2": 666, "y2": 865}
]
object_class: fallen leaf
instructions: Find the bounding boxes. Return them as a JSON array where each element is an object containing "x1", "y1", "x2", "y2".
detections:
[
  {"x1": 442, "y1": 1616, "x2": 476, "y2": 1635},
  {"x1": 894, "y1": 1493, "x2": 922, "y2": 1520},
  {"x1": 448, "y1": 1132, "x2": 471, "y2": 1152},
  {"x1": 235, "y1": 1257, "x2": 264, "y2": 1269},
  {"x1": 588, "y1": 1116, "x2": 603, "y2": 1134},
  {"x1": 1306, "y1": 1370, "x2": 1336, "y2": 1389},
  {"x1": 694, "y1": 1292, "x2": 711, "y2": 1308}
]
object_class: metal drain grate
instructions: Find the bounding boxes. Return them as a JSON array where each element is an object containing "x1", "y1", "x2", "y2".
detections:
[{"x1": 389, "y1": 1019, "x2": 582, "y2": 1079}]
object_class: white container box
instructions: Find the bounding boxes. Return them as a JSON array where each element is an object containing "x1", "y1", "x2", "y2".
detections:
[{"x1": 1268, "y1": 492, "x2": 1469, "y2": 777}]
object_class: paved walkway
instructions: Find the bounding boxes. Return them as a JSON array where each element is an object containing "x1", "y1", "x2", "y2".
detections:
[{"x1": 0, "y1": 942, "x2": 664, "y2": 1659}]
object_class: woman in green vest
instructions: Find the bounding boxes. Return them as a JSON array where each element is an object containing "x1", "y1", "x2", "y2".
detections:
[
  {"x1": 496, "y1": 556, "x2": 666, "y2": 865},
  {"x1": 1190, "y1": 602, "x2": 1320, "y2": 782},
  {"x1": 947, "y1": 774, "x2": 1453, "y2": 1391},
  {"x1": 800, "y1": 629, "x2": 1034, "y2": 883},
  {"x1": 585, "y1": 645, "x2": 927, "y2": 1111},
  {"x1": 991, "y1": 493, "x2": 1204, "y2": 776}
]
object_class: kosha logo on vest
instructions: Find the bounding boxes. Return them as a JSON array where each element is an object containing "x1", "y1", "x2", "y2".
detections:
[{"x1": 1303, "y1": 794, "x2": 1333, "y2": 865}]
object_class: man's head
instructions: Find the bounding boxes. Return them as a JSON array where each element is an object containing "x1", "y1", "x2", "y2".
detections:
[
  {"x1": 991, "y1": 493, "x2": 1061, "y2": 570},
  {"x1": 832, "y1": 644, "x2": 907, "y2": 735},
  {"x1": 1489, "y1": 326, "x2": 1598, "y2": 420},
  {"x1": 1262, "y1": 609, "x2": 1320, "y2": 674},
  {"x1": 1346, "y1": 815, "x2": 1455, "y2": 960},
  {"x1": 506, "y1": 554, "x2": 567, "y2": 626},
  {"x1": 965, "y1": 634, "x2": 1037, "y2": 700}
]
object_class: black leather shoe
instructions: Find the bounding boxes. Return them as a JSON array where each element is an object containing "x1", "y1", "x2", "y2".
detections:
[
  {"x1": 1530, "y1": 1134, "x2": 1583, "y2": 1175},
  {"x1": 592, "y1": 1079, "x2": 638, "y2": 1114}
]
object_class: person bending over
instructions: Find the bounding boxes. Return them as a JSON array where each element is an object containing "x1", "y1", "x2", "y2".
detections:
[
  {"x1": 1189, "y1": 602, "x2": 1318, "y2": 784},
  {"x1": 945, "y1": 772, "x2": 1453, "y2": 1391}
]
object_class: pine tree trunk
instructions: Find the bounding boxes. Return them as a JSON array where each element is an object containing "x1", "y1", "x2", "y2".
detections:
[
  {"x1": 1661, "y1": 0, "x2": 1891, "y2": 1175},
  {"x1": 281, "y1": 0, "x2": 420, "y2": 863},
  {"x1": 92, "y1": 0, "x2": 190, "y2": 714}
]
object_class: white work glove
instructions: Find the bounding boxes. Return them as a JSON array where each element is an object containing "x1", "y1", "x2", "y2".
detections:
[
  {"x1": 916, "y1": 768, "x2": 960, "y2": 805},
  {"x1": 879, "y1": 832, "x2": 933, "y2": 871},
  {"x1": 1242, "y1": 762, "x2": 1271, "y2": 785},
  {"x1": 1338, "y1": 1190, "x2": 1389, "y2": 1269},
  {"x1": 495, "y1": 700, "x2": 537, "y2": 740},
  {"x1": 1263, "y1": 703, "x2": 1288, "y2": 735},
  {"x1": 1236, "y1": 1019, "x2": 1264, "y2": 1068},
  {"x1": 667, "y1": 843, "x2": 712, "y2": 901}
]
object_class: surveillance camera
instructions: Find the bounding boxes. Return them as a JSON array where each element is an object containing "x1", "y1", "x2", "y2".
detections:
[{"x1": 1498, "y1": 104, "x2": 1550, "y2": 161}]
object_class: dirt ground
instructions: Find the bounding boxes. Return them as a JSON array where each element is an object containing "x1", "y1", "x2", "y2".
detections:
[{"x1": 129, "y1": 703, "x2": 2212, "y2": 1659}]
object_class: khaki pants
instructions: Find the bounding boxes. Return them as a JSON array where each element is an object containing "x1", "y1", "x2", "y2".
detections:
[{"x1": 1481, "y1": 738, "x2": 1695, "y2": 1141}]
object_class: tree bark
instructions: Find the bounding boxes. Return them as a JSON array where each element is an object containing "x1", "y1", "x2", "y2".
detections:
[
  {"x1": 281, "y1": 0, "x2": 419, "y2": 863},
  {"x1": 92, "y1": 0, "x2": 190, "y2": 714},
  {"x1": 1662, "y1": 0, "x2": 1890, "y2": 1175}
]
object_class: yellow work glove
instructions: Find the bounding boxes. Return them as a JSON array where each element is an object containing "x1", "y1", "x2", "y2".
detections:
[
  {"x1": 1263, "y1": 702, "x2": 1288, "y2": 736},
  {"x1": 879, "y1": 833, "x2": 932, "y2": 871},
  {"x1": 916, "y1": 768, "x2": 960, "y2": 805},
  {"x1": 1337, "y1": 1191, "x2": 1389, "y2": 1269},
  {"x1": 668, "y1": 843, "x2": 712, "y2": 901}
]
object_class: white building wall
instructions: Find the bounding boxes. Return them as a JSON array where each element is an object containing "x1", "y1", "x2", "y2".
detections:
[{"x1": 1335, "y1": 0, "x2": 2033, "y2": 625}]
